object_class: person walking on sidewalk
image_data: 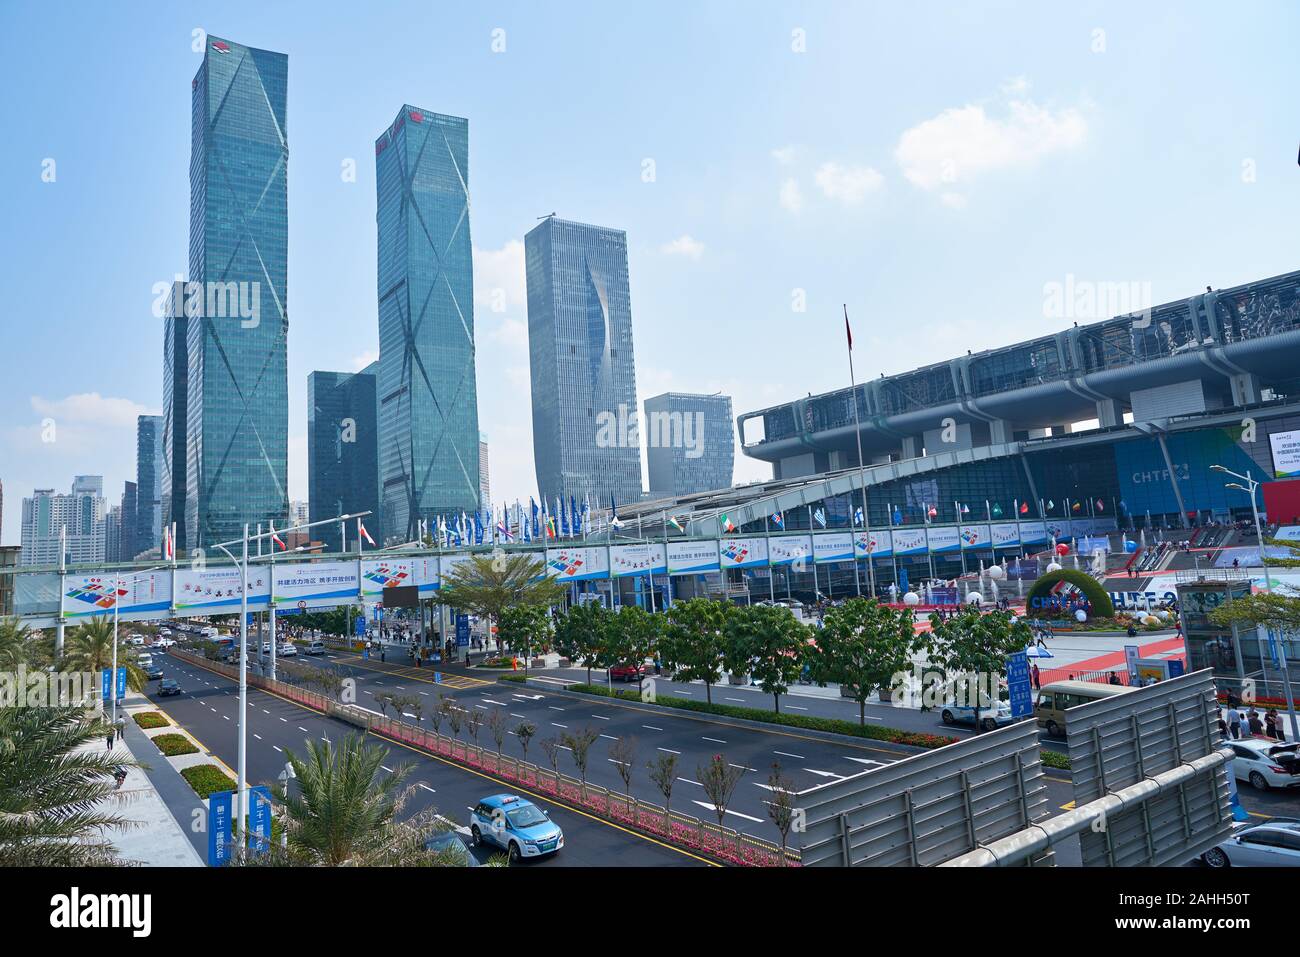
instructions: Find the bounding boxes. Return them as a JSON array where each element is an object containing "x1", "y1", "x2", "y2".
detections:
[{"x1": 105, "y1": 730, "x2": 115, "y2": 752}]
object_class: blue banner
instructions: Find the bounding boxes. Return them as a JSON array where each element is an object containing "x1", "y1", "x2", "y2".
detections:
[
  {"x1": 208, "y1": 790, "x2": 233, "y2": 866},
  {"x1": 456, "y1": 614, "x2": 470, "y2": 647},
  {"x1": 101, "y1": 667, "x2": 127, "y2": 701},
  {"x1": 249, "y1": 785, "x2": 272, "y2": 855}
]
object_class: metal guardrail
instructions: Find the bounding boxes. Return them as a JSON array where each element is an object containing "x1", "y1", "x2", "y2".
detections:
[{"x1": 169, "y1": 648, "x2": 797, "y2": 866}]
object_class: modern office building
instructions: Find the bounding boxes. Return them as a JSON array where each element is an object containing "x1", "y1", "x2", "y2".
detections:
[
  {"x1": 290, "y1": 500, "x2": 309, "y2": 527},
  {"x1": 0, "y1": 546, "x2": 19, "y2": 615},
  {"x1": 135, "y1": 415, "x2": 163, "y2": 557},
  {"x1": 308, "y1": 363, "x2": 380, "y2": 552},
  {"x1": 20, "y1": 477, "x2": 107, "y2": 566},
  {"x1": 524, "y1": 216, "x2": 643, "y2": 507},
  {"x1": 479, "y1": 432, "x2": 490, "y2": 508},
  {"x1": 375, "y1": 105, "x2": 480, "y2": 544},
  {"x1": 185, "y1": 36, "x2": 289, "y2": 549},
  {"x1": 644, "y1": 392, "x2": 734, "y2": 497},
  {"x1": 118, "y1": 481, "x2": 138, "y2": 563},
  {"x1": 162, "y1": 280, "x2": 188, "y2": 552}
]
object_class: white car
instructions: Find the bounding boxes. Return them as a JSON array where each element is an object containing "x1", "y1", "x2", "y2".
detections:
[
  {"x1": 1227, "y1": 739, "x2": 1300, "y2": 791},
  {"x1": 154, "y1": 637, "x2": 176, "y2": 648},
  {"x1": 158, "y1": 628, "x2": 172, "y2": 637},
  {"x1": 277, "y1": 643, "x2": 297, "y2": 657},
  {"x1": 1202, "y1": 820, "x2": 1300, "y2": 867}
]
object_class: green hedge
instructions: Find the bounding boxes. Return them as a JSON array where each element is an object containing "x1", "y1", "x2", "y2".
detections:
[
  {"x1": 181, "y1": 763, "x2": 236, "y2": 799},
  {"x1": 1040, "y1": 750, "x2": 1071, "y2": 770},
  {"x1": 151, "y1": 732, "x2": 199, "y2": 757},
  {"x1": 132, "y1": 711, "x2": 169, "y2": 729}
]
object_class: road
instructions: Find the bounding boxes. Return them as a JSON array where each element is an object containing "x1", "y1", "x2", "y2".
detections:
[{"x1": 146, "y1": 652, "x2": 708, "y2": 867}]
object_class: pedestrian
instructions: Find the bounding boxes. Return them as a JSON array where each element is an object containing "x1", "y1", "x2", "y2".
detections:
[
  {"x1": 115, "y1": 716, "x2": 126, "y2": 742},
  {"x1": 1265, "y1": 709, "x2": 1279, "y2": 740},
  {"x1": 1248, "y1": 709, "x2": 1264, "y2": 737},
  {"x1": 1031, "y1": 663, "x2": 1041, "y2": 690},
  {"x1": 1108, "y1": 671, "x2": 1121, "y2": 686},
  {"x1": 105, "y1": 731, "x2": 115, "y2": 752},
  {"x1": 1226, "y1": 703, "x2": 1243, "y2": 739},
  {"x1": 380, "y1": 646, "x2": 386, "y2": 663}
]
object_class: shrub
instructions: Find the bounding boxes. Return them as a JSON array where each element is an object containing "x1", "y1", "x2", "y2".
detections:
[
  {"x1": 132, "y1": 711, "x2": 169, "y2": 729},
  {"x1": 1040, "y1": 750, "x2": 1071, "y2": 770},
  {"x1": 181, "y1": 763, "x2": 236, "y2": 799},
  {"x1": 151, "y1": 732, "x2": 199, "y2": 757},
  {"x1": 1026, "y1": 568, "x2": 1115, "y2": 618}
]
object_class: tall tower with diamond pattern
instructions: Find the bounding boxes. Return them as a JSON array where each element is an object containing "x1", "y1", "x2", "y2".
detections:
[
  {"x1": 184, "y1": 36, "x2": 289, "y2": 549},
  {"x1": 375, "y1": 105, "x2": 480, "y2": 544}
]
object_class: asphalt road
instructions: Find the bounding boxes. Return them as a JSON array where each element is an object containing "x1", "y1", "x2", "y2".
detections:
[{"x1": 146, "y1": 652, "x2": 708, "y2": 867}]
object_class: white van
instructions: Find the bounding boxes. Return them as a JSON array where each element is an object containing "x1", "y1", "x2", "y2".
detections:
[{"x1": 305, "y1": 639, "x2": 327, "y2": 656}]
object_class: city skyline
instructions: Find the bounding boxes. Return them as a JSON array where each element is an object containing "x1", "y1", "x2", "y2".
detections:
[{"x1": 3, "y1": 4, "x2": 1299, "y2": 546}]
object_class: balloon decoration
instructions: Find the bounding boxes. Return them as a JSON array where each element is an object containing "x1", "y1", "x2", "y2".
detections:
[
  {"x1": 1055, "y1": 543, "x2": 1070, "y2": 556},
  {"x1": 966, "y1": 592, "x2": 984, "y2": 605},
  {"x1": 1074, "y1": 609, "x2": 1088, "y2": 623},
  {"x1": 1046, "y1": 561, "x2": 1063, "y2": 573},
  {"x1": 1123, "y1": 539, "x2": 1138, "y2": 554},
  {"x1": 903, "y1": 591, "x2": 920, "y2": 606},
  {"x1": 987, "y1": 564, "x2": 1005, "y2": 580}
]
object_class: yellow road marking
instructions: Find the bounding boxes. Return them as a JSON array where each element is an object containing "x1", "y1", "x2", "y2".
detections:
[
  {"x1": 142, "y1": 698, "x2": 240, "y2": 782},
  {"x1": 333, "y1": 654, "x2": 492, "y2": 689}
]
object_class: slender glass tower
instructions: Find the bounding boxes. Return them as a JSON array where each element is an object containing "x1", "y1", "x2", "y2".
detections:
[
  {"x1": 375, "y1": 105, "x2": 480, "y2": 544},
  {"x1": 185, "y1": 36, "x2": 289, "y2": 549},
  {"x1": 525, "y1": 217, "x2": 643, "y2": 507},
  {"x1": 308, "y1": 364, "x2": 380, "y2": 553}
]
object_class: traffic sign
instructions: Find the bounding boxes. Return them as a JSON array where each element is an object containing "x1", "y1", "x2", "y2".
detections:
[
  {"x1": 455, "y1": 614, "x2": 469, "y2": 647},
  {"x1": 1006, "y1": 651, "x2": 1033, "y2": 718}
]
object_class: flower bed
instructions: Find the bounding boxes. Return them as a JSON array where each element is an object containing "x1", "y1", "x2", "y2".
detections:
[
  {"x1": 151, "y1": 732, "x2": 199, "y2": 757},
  {"x1": 132, "y1": 711, "x2": 169, "y2": 729},
  {"x1": 180, "y1": 763, "x2": 236, "y2": 799}
]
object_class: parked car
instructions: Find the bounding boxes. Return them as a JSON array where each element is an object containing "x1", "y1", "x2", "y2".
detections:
[
  {"x1": 609, "y1": 662, "x2": 651, "y2": 682},
  {"x1": 468, "y1": 794, "x2": 563, "y2": 864},
  {"x1": 1228, "y1": 738, "x2": 1300, "y2": 791},
  {"x1": 423, "y1": 831, "x2": 480, "y2": 866},
  {"x1": 158, "y1": 679, "x2": 181, "y2": 697},
  {"x1": 1202, "y1": 820, "x2": 1300, "y2": 867}
]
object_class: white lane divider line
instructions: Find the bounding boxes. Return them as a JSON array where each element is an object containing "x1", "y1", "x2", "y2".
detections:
[
  {"x1": 657, "y1": 747, "x2": 682, "y2": 755},
  {"x1": 643, "y1": 725, "x2": 664, "y2": 732},
  {"x1": 773, "y1": 750, "x2": 804, "y2": 760},
  {"x1": 691, "y1": 800, "x2": 763, "y2": 824},
  {"x1": 702, "y1": 736, "x2": 726, "y2": 744}
]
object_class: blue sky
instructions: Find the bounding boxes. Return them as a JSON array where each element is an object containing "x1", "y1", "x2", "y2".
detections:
[{"x1": 1, "y1": 0, "x2": 1297, "y2": 545}]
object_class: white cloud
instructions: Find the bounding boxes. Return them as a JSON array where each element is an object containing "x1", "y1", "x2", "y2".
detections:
[
  {"x1": 473, "y1": 240, "x2": 526, "y2": 314},
  {"x1": 770, "y1": 144, "x2": 802, "y2": 165},
  {"x1": 940, "y1": 192, "x2": 968, "y2": 209},
  {"x1": 30, "y1": 392, "x2": 157, "y2": 427},
  {"x1": 350, "y1": 349, "x2": 379, "y2": 371},
  {"x1": 813, "y1": 162, "x2": 885, "y2": 205},
  {"x1": 487, "y1": 316, "x2": 529, "y2": 349},
  {"x1": 660, "y1": 235, "x2": 705, "y2": 260},
  {"x1": 779, "y1": 177, "x2": 805, "y2": 213},
  {"x1": 895, "y1": 83, "x2": 1087, "y2": 193}
]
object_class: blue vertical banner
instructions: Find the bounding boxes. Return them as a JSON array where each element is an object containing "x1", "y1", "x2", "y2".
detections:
[
  {"x1": 208, "y1": 790, "x2": 234, "y2": 866},
  {"x1": 248, "y1": 785, "x2": 273, "y2": 855},
  {"x1": 101, "y1": 667, "x2": 127, "y2": 701},
  {"x1": 455, "y1": 614, "x2": 470, "y2": 647},
  {"x1": 1007, "y1": 651, "x2": 1033, "y2": 718}
]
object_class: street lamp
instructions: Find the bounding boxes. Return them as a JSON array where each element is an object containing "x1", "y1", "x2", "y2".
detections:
[
  {"x1": 1212, "y1": 465, "x2": 1297, "y2": 740},
  {"x1": 209, "y1": 511, "x2": 370, "y2": 840}
]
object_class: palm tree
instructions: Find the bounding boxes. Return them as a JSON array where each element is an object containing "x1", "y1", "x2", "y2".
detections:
[
  {"x1": 0, "y1": 706, "x2": 139, "y2": 866},
  {"x1": 269, "y1": 732, "x2": 451, "y2": 866},
  {"x1": 59, "y1": 617, "x2": 147, "y2": 692},
  {"x1": 0, "y1": 617, "x2": 37, "y2": 669},
  {"x1": 431, "y1": 554, "x2": 568, "y2": 648}
]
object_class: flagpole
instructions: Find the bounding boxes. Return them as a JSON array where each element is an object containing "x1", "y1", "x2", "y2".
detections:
[
  {"x1": 764, "y1": 514, "x2": 776, "y2": 602},
  {"x1": 844, "y1": 305, "x2": 875, "y2": 598}
]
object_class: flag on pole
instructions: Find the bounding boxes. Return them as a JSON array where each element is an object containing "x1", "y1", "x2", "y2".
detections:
[
  {"x1": 771, "y1": 511, "x2": 785, "y2": 529},
  {"x1": 1072, "y1": 500, "x2": 1082, "y2": 513},
  {"x1": 609, "y1": 493, "x2": 623, "y2": 529},
  {"x1": 270, "y1": 522, "x2": 287, "y2": 551},
  {"x1": 853, "y1": 506, "x2": 863, "y2": 526},
  {"x1": 1019, "y1": 501, "x2": 1029, "y2": 515},
  {"x1": 991, "y1": 503, "x2": 1003, "y2": 518},
  {"x1": 961, "y1": 503, "x2": 970, "y2": 515},
  {"x1": 667, "y1": 514, "x2": 685, "y2": 533},
  {"x1": 844, "y1": 304, "x2": 853, "y2": 351},
  {"x1": 720, "y1": 514, "x2": 736, "y2": 533},
  {"x1": 358, "y1": 520, "x2": 375, "y2": 547},
  {"x1": 1095, "y1": 499, "x2": 1105, "y2": 512},
  {"x1": 164, "y1": 524, "x2": 175, "y2": 560},
  {"x1": 813, "y1": 507, "x2": 827, "y2": 528}
]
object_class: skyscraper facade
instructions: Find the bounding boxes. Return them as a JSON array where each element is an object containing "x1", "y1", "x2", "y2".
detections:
[
  {"x1": 118, "y1": 481, "x2": 138, "y2": 562},
  {"x1": 136, "y1": 414, "x2": 163, "y2": 556},
  {"x1": 162, "y1": 280, "x2": 188, "y2": 552},
  {"x1": 525, "y1": 217, "x2": 643, "y2": 507},
  {"x1": 375, "y1": 106, "x2": 480, "y2": 543},
  {"x1": 644, "y1": 392, "x2": 735, "y2": 497},
  {"x1": 308, "y1": 363, "x2": 380, "y2": 552},
  {"x1": 185, "y1": 36, "x2": 289, "y2": 549},
  {"x1": 20, "y1": 477, "x2": 106, "y2": 566},
  {"x1": 479, "y1": 432, "x2": 490, "y2": 508}
]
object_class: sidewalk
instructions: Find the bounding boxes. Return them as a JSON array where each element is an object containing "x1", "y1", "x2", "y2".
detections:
[{"x1": 88, "y1": 693, "x2": 204, "y2": 866}]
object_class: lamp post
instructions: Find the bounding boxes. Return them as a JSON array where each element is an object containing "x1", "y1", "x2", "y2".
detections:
[
  {"x1": 1211, "y1": 465, "x2": 1297, "y2": 740},
  {"x1": 210, "y1": 511, "x2": 369, "y2": 840}
]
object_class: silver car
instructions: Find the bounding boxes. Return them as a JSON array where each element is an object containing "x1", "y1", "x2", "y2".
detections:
[{"x1": 1202, "y1": 820, "x2": 1300, "y2": 867}]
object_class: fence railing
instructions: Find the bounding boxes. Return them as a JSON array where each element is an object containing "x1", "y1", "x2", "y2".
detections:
[{"x1": 169, "y1": 648, "x2": 797, "y2": 866}]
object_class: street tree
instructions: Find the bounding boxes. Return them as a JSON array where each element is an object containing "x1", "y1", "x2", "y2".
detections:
[
  {"x1": 697, "y1": 754, "x2": 746, "y2": 829},
  {"x1": 540, "y1": 736, "x2": 562, "y2": 776},
  {"x1": 497, "y1": 604, "x2": 553, "y2": 675},
  {"x1": 554, "y1": 601, "x2": 613, "y2": 685},
  {"x1": 927, "y1": 607, "x2": 1032, "y2": 732},
  {"x1": 647, "y1": 752, "x2": 679, "y2": 829},
  {"x1": 609, "y1": 736, "x2": 638, "y2": 807},
  {"x1": 726, "y1": 604, "x2": 809, "y2": 714},
  {"x1": 765, "y1": 762, "x2": 799, "y2": 861},
  {"x1": 515, "y1": 721, "x2": 537, "y2": 764},
  {"x1": 562, "y1": 727, "x2": 601, "y2": 792},
  {"x1": 661, "y1": 598, "x2": 730, "y2": 704},
  {"x1": 432, "y1": 554, "x2": 567, "y2": 640},
  {"x1": 608, "y1": 605, "x2": 662, "y2": 696},
  {"x1": 0, "y1": 617, "x2": 38, "y2": 670},
  {"x1": 60, "y1": 617, "x2": 148, "y2": 691},
  {"x1": 486, "y1": 706, "x2": 508, "y2": 757},
  {"x1": 464, "y1": 706, "x2": 484, "y2": 752},
  {"x1": 812, "y1": 597, "x2": 924, "y2": 726},
  {"x1": 1210, "y1": 588, "x2": 1300, "y2": 633}
]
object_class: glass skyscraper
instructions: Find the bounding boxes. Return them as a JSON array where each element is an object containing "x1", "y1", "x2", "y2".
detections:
[
  {"x1": 644, "y1": 392, "x2": 734, "y2": 497},
  {"x1": 308, "y1": 363, "x2": 380, "y2": 552},
  {"x1": 375, "y1": 105, "x2": 480, "y2": 544},
  {"x1": 162, "y1": 280, "x2": 188, "y2": 552},
  {"x1": 185, "y1": 36, "x2": 289, "y2": 549},
  {"x1": 525, "y1": 217, "x2": 643, "y2": 507},
  {"x1": 135, "y1": 414, "x2": 163, "y2": 555}
]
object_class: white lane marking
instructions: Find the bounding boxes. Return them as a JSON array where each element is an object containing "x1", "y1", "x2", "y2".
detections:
[
  {"x1": 774, "y1": 750, "x2": 804, "y2": 759},
  {"x1": 510, "y1": 713, "x2": 526, "y2": 719},
  {"x1": 608, "y1": 758, "x2": 630, "y2": 766},
  {"x1": 402, "y1": 713, "x2": 417, "y2": 719},
  {"x1": 657, "y1": 747, "x2": 682, "y2": 755},
  {"x1": 729, "y1": 763, "x2": 758, "y2": 772},
  {"x1": 419, "y1": 691, "x2": 430, "y2": 696},
  {"x1": 844, "y1": 757, "x2": 888, "y2": 767},
  {"x1": 548, "y1": 706, "x2": 565, "y2": 712},
  {"x1": 551, "y1": 722, "x2": 568, "y2": 729},
  {"x1": 691, "y1": 800, "x2": 764, "y2": 823},
  {"x1": 481, "y1": 699, "x2": 508, "y2": 706},
  {"x1": 642, "y1": 725, "x2": 663, "y2": 732},
  {"x1": 787, "y1": 705, "x2": 809, "y2": 711},
  {"x1": 677, "y1": 777, "x2": 703, "y2": 786},
  {"x1": 702, "y1": 736, "x2": 726, "y2": 744},
  {"x1": 381, "y1": 765, "x2": 394, "y2": 772},
  {"x1": 804, "y1": 769, "x2": 845, "y2": 779},
  {"x1": 273, "y1": 745, "x2": 283, "y2": 753},
  {"x1": 298, "y1": 726, "x2": 309, "y2": 732},
  {"x1": 418, "y1": 783, "x2": 435, "y2": 793},
  {"x1": 599, "y1": 734, "x2": 618, "y2": 741},
  {"x1": 591, "y1": 714, "x2": 610, "y2": 720},
  {"x1": 222, "y1": 715, "x2": 229, "y2": 721},
  {"x1": 253, "y1": 733, "x2": 262, "y2": 740},
  {"x1": 724, "y1": 697, "x2": 745, "y2": 703},
  {"x1": 261, "y1": 709, "x2": 271, "y2": 715},
  {"x1": 280, "y1": 717, "x2": 288, "y2": 722}
]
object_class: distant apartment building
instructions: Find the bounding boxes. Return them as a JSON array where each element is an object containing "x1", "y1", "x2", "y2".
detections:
[
  {"x1": 20, "y1": 477, "x2": 107, "y2": 565},
  {"x1": 479, "y1": 432, "x2": 490, "y2": 509},
  {"x1": 644, "y1": 392, "x2": 735, "y2": 497},
  {"x1": 136, "y1": 415, "x2": 163, "y2": 556}
]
